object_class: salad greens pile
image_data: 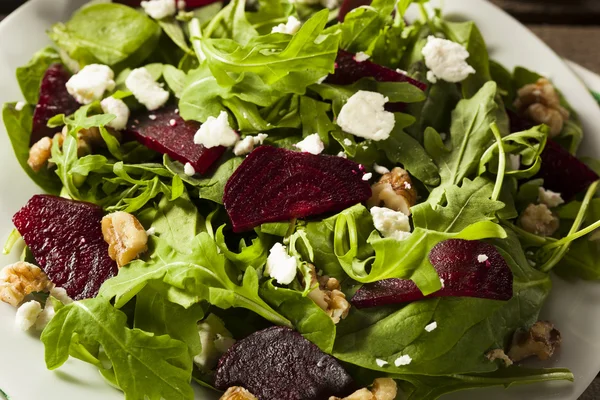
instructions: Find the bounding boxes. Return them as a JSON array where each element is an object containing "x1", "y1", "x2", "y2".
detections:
[{"x1": 3, "y1": 0, "x2": 600, "y2": 399}]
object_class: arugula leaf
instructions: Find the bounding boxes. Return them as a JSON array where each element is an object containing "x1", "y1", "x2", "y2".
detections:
[
  {"x1": 336, "y1": 0, "x2": 396, "y2": 53},
  {"x1": 158, "y1": 18, "x2": 194, "y2": 55},
  {"x1": 299, "y1": 96, "x2": 335, "y2": 146},
  {"x1": 16, "y1": 46, "x2": 62, "y2": 104},
  {"x1": 163, "y1": 65, "x2": 187, "y2": 98},
  {"x1": 42, "y1": 297, "x2": 194, "y2": 400},
  {"x1": 215, "y1": 225, "x2": 271, "y2": 271}
]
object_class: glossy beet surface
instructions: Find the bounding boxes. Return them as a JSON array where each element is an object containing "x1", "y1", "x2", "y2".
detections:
[
  {"x1": 214, "y1": 326, "x2": 355, "y2": 400},
  {"x1": 12, "y1": 195, "x2": 118, "y2": 300},
  {"x1": 352, "y1": 239, "x2": 513, "y2": 308},
  {"x1": 126, "y1": 105, "x2": 225, "y2": 174},
  {"x1": 31, "y1": 63, "x2": 79, "y2": 145},
  {"x1": 223, "y1": 146, "x2": 372, "y2": 232}
]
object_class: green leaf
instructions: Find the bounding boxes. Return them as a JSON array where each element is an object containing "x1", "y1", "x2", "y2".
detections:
[
  {"x1": 215, "y1": 225, "x2": 271, "y2": 271},
  {"x1": 16, "y1": 46, "x2": 62, "y2": 104},
  {"x1": 196, "y1": 157, "x2": 243, "y2": 204},
  {"x1": 299, "y1": 96, "x2": 335, "y2": 146},
  {"x1": 158, "y1": 18, "x2": 194, "y2": 55},
  {"x1": 163, "y1": 65, "x2": 187, "y2": 98}
]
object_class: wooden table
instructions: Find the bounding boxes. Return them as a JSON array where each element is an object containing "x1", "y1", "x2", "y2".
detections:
[{"x1": 1, "y1": 1, "x2": 599, "y2": 399}]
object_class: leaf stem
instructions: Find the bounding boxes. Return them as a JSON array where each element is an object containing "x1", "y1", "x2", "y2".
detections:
[
  {"x1": 490, "y1": 123, "x2": 505, "y2": 202},
  {"x1": 189, "y1": 18, "x2": 206, "y2": 63}
]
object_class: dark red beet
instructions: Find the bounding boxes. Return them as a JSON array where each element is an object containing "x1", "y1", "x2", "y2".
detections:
[
  {"x1": 31, "y1": 64, "x2": 79, "y2": 145},
  {"x1": 533, "y1": 139, "x2": 599, "y2": 201},
  {"x1": 352, "y1": 239, "x2": 513, "y2": 308},
  {"x1": 507, "y1": 109, "x2": 535, "y2": 133},
  {"x1": 338, "y1": 0, "x2": 372, "y2": 21},
  {"x1": 114, "y1": 0, "x2": 221, "y2": 8},
  {"x1": 126, "y1": 105, "x2": 225, "y2": 174},
  {"x1": 223, "y1": 146, "x2": 372, "y2": 232},
  {"x1": 215, "y1": 326, "x2": 355, "y2": 399},
  {"x1": 12, "y1": 195, "x2": 118, "y2": 300}
]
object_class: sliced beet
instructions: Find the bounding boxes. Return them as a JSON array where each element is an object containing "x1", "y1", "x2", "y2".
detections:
[
  {"x1": 12, "y1": 195, "x2": 118, "y2": 300},
  {"x1": 223, "y1": 146, "x2": 372, "y2": 232},
  {"x1": 126, "y1": 105, "x2": 225, "y2": 174},
  {"x1": 352, "y1": 239, "x2": 513, "y2": 308},
  {"x1": 214, "y1": 326, "x2": 355, "y2": 399},
  {"x1": 31, "y1": 63, "x2": 79, "y2": 145},
  {"x1": 534, "y1": 139, "x2": 599, "y2": 201},
  {"x1": 338, "y1": 0, "x2": 372, "y2": 21},
  {"x1": 114, "y1": 0, "x2": 221, "y2": 8},
  {"x1": 507, "y1": 109, "x2": 535, "y2": 133}
]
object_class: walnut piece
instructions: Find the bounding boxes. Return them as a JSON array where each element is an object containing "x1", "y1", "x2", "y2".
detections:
[
  {"x1": 219, "y1": 387, "x2": 257, "y2": 400},
  {"x1": 508, "y1": 321, "x2": 561, "y2": 362},
  {"x1": 27, "y1": 137, "x2": 54, "y2": 172},
  {"x1": 306, "y1": 266, "x2": 350, "y2": 324},
  {"x1": 367, "y1": 167, "x2": 417, "y2": 216},
  {"x1": 486, "y1": 348, "x2": 513, "y2": 367},
  {"x1": 330, "y1": 378, "x2": 397, "y2": 400},
  {"x1": 514, "y1": 78, "x2": 570, "y2": 137},
  {"x1": 0, "y1": 262, "x2": 51, "y2": 307},
  {"x1": 102, "y1": 212, "x2": 148, "y2": 267},
  {"x1": 518, "y1": 204, "x2": 559, "y2": 236}
]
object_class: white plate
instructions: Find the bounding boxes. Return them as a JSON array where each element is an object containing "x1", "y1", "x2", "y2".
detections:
[{"x1": 1, "y1": 0, "x2": 600, "y2": 399}]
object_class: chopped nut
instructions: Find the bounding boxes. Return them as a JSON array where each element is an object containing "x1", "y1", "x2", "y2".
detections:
[
  {"x1": 219, "y1": 387, "x2": 258, "y2": 400},
  {"x1": 514, "y1": 78, "x2": 570, "y2": 137},
  {"x1": 508, "y1": 321, "x2": 561, "y2": 362},
  {"x1": 518, "y1": 204, "x2": 560, "y2": 236},
  {"x1": 330, "y1": 378, "x2": 397, "y2": 400},
  {"x1": 486, "y1": 348, "x2": 513, "y2": 367},
  {"x1": 306, "y1": 265, "x2": 350, "y2": 324},
  {"x1": 27, "y1": 137, "x2": 53, "y2": 172},
  {"x1": 367, "y1": 167, "x2": 417, "y2": 216},
  {"x1": 102, "y1": 212, "x2": 148, "y2": 267},
  {"x1": 0, "y1": 262, "x2": 51, "y2": 307}
]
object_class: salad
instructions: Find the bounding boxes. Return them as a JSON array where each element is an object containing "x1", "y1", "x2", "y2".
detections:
[{"x1": 1, "y1": 0, "x2": 600, "y2": 399}]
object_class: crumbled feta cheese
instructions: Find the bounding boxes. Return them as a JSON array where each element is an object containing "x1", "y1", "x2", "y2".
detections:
[
  {"x1": 373, "y1": 163, "x2": 390, "y2": 175},
  {"x1": 141, "y1": 0, "x2": 177, "y2": 19},
  {"x1": 421, "y1": 36, "x2": 476, "y2": 83},
  {"x1": 184, "y1": 162, "x2": 196, "y2": 176},
  {"x1": 371, "y1": 207, "x2": 412, "y2": 241},
  {"x1": 440, "y1": 277, "x2": 445, "y2": 288},
  {"x1": 477, "y1": 254, "x2": 489, "y2": 263},
  {"x1": 265, "y1": 243, "x2": 297, "y2": 285},
  {"x1": 426, "y1": 70, "x2": 438, "y2": 84},
  {"x1": 337, "y1": 91, "x2": 395, "y2": 141},
  {"x1": 146, "y1": 227, "x2": 156, "y2": 236},
  {"x1": 538, "y1": 187, "x2": 564, "y2": 208},
  {"x1": 354, "y1": 52, "x2": 370, "y2": 62},
  {"x1": 15, "y1": 300, "x2": 42, "y2": 331},
  {"x1": 50, "y1": 286, "x2": 73, "y2": 305},
  {"x1": 337, "y1": 151, "x2": 347, "y2": 158},
  {"x1": 169, "y1": 119, "x2": 177, "y2": 127},
  {"x1": 508, "y1": 154, "x2": 521, "y2": 171},
  {"x1": 362, "y1": 173, "x2": 373, "y2": 181},
  {"x1": 295, "y1": 133, "x2": 325, "y2": 155},
  {"x1": 100, "y1": 97, "x2": 130, "y2": 131},
  {"x1": 15, "y1": 101, "x2": 26, "y2": 111},
  {"x1": 375, "y1": 359, "x2": 389, "y2": 367},
  {"x1": 394, "y1": 354, "x2": 412, "y2": 366},
  {"x1": 125, "y1": 67, "x2": 170, "y2": 111},
  {"x1": 34, "y1": 298, "x2": 55, "y2": 331},
  {"x1": 233, "y1": 133, "x2": 268, "y2": 156},
  {"x1": 194, "y1": 111, "x2": 239, "y2": 148},
  {"x1": 425, "y1": 321, "x2": 437, "y2": 332},
  {"x1": 194, "y1": 314, "x2": 236, "y2": 371},
  {"x1": 66, "y1": 64, "x2": 115, "y2": 105},
  {"x1": 149, "y1": 114, "x2": 157, "y2": 120},
  {"x1": 396, "y1": 68, "x2": 408, "y2": 75},
  {"x1": 343, "y1": 138, "x2": 352, "y2": 146},
  {"x1": 271, "y1": 16, "x2": 302, "y2": 35}
]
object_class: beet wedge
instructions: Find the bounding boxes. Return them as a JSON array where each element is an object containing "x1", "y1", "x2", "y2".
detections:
[
  {"x1": 12, "y1": 195, "x2": 118, "y2": 300},
  {"x1": 223, "y1": 146, "x2": 372, "y2": 232},
  {"x1": 127, "y1": 105, "x2": 225, "y2": 174},
  {"x1": 215, "y1": 326, "x2": 355, "y2": 400},
  {"x1": 31, "y1": 63, "x2": 79, "y2": 145},
  {"x1": 535, "y1": 139, "x2": 599, "y2": 201},
  {"x1": 352, "y1": 239, "x2": 513, "y2": 308}
]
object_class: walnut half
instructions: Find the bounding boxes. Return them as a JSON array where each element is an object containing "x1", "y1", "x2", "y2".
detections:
[
  {"x1": 330, "y1": 378, "x2": 397, "y2": 400},
  {"x1": 0, "y1": 262, "x2": 51, "y2": 307},
  {"x1": 306, "y1": 266, "x2": 350, "y2": 324},
  {"x1": 508, "y1": 321, "x2": 561, "y2": 362},
  {"x1": 102, "y1": 212, "x2": 148, "y2": 267},
  {"x1": 514, "y1": 78, "x2": 570, "y2": 137},
  {"x1": 219, "y1": 387, "x2": 257, "y2": 400},
  {"x1": 367, "y1": 167, "x2": 417, "y2": 216}
]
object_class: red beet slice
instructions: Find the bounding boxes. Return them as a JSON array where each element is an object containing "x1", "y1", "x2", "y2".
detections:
[
  {"x1": 338, "y1": 0, "x2": 372, "y2": 21},
  {"x1": 351, "y1": 239, "x2": 513, "y2": 308},
  {"x1": 507, "y1": 109, "x2": 535, "y2": 133},
  {"x1": 126, "y1": 105, "x2": 225, "y2": 174},
  {"x1": 12, "y1": 195, "x2": 118, "y2": 300},
  {"x1": 223, "y1": 146, "x2": 372, "y2": 232},
  {"x1": 214, "y1": 326, "x2": 356, "y2": 399},
  {"x1": 114, "y1": 0, "x2": 221, "y2": 8},
  {"x1": 533, "y1": 139, "x2": 599, "y2": 201},
  {"x1": 31, "y1": 63, "x2": 79, "y2": 145}
]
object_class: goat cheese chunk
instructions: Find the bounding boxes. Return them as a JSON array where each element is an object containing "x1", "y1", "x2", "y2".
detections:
[
  {"x1": 194, "y1": 314, "x2": 236, "y2": 371},
  {"x1": 271, "y1": 16, "x2": 302, "y2": 35},
  {"x1": 126, "y1": 67, "x2": 170, "y2": 111},
  {"x1": 100, "y1": 97, "x2": 130, "y2": 131},
  {"x1": 15, "y1": 300, "x2": 42, "y2": 331},
  {"x1": 141, "y1": 0, "x2": 177, "y2": 19},
  {"x1": 233, "y1": 133, "x2": 268, "y2": 156},
  {"x1": 394, "y1": 354, "x2": 412, "y2": 366},
  {"x1": 184, "y1": 163, "x2": 196, "y2": 176},
  {"x1": 421, "y1": 36, "x2": 475, "y2": 83},
  {"x1": 354, "y1": 52, "x2": 370, "y2": 62},
  {"x1": 425, "y1": 321, "x2": 437, "y2": 332},
  {"x1": 538, "y1": 187, "x2": 564, "y2": 208},
  {"x1": 295, "y1": 133, "x2": 325, "y2": 155},
  {"x1": 371, "y1": 206, "x2": 412, "y2": 241},
  {"x1": 265, "y1": 243, "x2": 297, "y2": 285},
  {"x1": 337, "y1": 91, "x2": 395, "y2": 141},
  {"x1": 66, "y1": 64, "x2": 115, "y2": 105},
  {"x1": 194, "y1": 111, "x2": 239, "y2": 148},
  {"x1": 15, "y1": 101, "x2": 26, "y2": 111}
]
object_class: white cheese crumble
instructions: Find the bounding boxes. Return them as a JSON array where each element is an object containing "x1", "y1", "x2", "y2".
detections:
[
  {"x1": 317, "y1": 75, "x2": 328, "y2": 84},
  {"x1": 375, "y1": 359, "x2": 389, "y2": 367},
  {"x1": 66, "y1": 64, "x2": 115, "y2": 105},
  {"x1": 362, "y1": 172, "x2": 373, "y2": 181},
  {"x1": 233, "y1": 133, "x2": 268, "y2": 156},
  {"x1": 265, "y1": 243, "x2": 297, "y2": 285},
  {"x1": 421, "y1": 36, "x2": 476, "y2": 83},
  {"x1": 126, "y1": 67, "x2": 170, "y2": 111},
  {"x1": 100, "y1": 97, "x2": 130, "y2": 131},
  {"x1": 425, "y1": 321, "x2": 437, "y2": 332},
  {"x1": 15, "y1": 101, "x2": 26, "y2": 111},
  {"x1": 194, "y1": 315, "x2": 236, "y2": 371},
  {"x1": 149, "y1": 114, "x2": 157, "y2": 121},
  {"x1": 396, "y1": 68, "x2": 408, "y2": 75},
  {"x1": 146, "y1": 227, "x2": 157, "y2": 236},
  {"x1": 343, "y1": 138, "x2": 352, "y2": 146},
  {"x1": 354, "y1": 52, "x2": 370, "y2": 62},
  {"x1": 373, "y1": 163, "x2": 390, "y2": 175},
  {"x1": 141, "y1": 0, "x2": 177, "y2": 19},
  {"x1": 337, "y1": 151, "x2": 347, "y2": 158},
  {"x1": 295, "y1": 133, "x2": 325, "y2": 155},
  {"x1": 426, "y1": 70, "x2": 438, "y2": 84},
  {"x1": 184, "y1": 162, "x2": 196, "y2": 176},
  {"x1": 477, "y1": 254, "x2": 489, "y2": 263},
  {"x1": 337, "y1": 91, "x2": 395, "y2": 141},
  {"x1": 194, "y1": 111, "x2": 239, "y2": 148},
  {"x1": 271, "y1": 16, "x2": 302, "y2": 35},
  {"x1": 177, "y1": 0, "x2": 187, "y2": 10},
  {"x1": 169, "y1": 119, "x2": 177, "y2": 127},
  {"x1": 50, "y1": 286, "x2": 73, "y2": 305},
  {"x1": 394, "y1": 354, "x2": 412, "y2": 366},
  {"x1": 538, "y1": 187, "x2": 564, "y2": 208},
  {"x1": 440, "y1": 277, "x2": 445, "y2": 288},
  {"x1": 15, "y1": 300, "x2": 42, "y2": 331},
  {"x1": 507, "y1": 154, "x2": 521, "y2": 171},
  {"x1": 371, "y1": 206, "x2": 412, "y2": 241}
]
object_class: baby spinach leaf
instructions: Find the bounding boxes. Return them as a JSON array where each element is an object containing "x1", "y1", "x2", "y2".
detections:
[
  {"x1": 158, "y1": 18, "x2": 194, "y2": 55},
  {"x1": 163, "y1": 65, "x2": 187, "y2": 98},
  {"x1": 16, "y1": 46, "x2": 62, "y2": 104}
]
